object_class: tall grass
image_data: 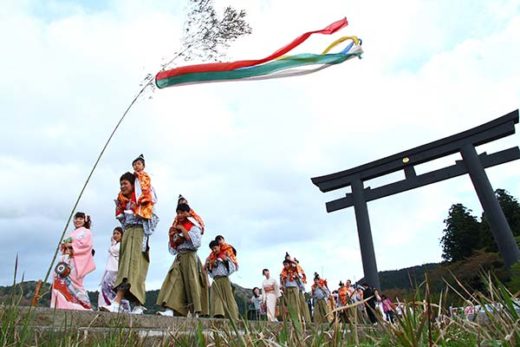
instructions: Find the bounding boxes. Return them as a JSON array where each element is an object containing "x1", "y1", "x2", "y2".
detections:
[{"x1": 2, "y1": 269, "x2": 519, "y2": 346}]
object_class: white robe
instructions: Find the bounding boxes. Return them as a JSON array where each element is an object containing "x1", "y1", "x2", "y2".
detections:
[{"x1": 262, "y1": 277, "x2": 280, "y2": 322}]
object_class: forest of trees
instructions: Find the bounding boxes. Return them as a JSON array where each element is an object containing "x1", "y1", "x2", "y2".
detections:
[{"x1": 440, "y1": 189, "x2": 520, "y2": 263}]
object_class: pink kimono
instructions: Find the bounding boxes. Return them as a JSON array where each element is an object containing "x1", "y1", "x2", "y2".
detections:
[{"x1": 51, "y1": 227, "x2": 96, "y2": 310}]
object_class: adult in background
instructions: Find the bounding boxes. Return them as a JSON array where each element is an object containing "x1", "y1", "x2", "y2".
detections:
[
  {"x1": 51, "y1": 212, "x2": 96, "y2": 310},
  {"x1": 381, "y1": 294, "x2": 396, "y2": 323},
  {"x1": 156, "y1": 203, "x2": 208, "y2": 317},
  {"x1": 351, "y1": 284, "x2": 367, "y2": 323},
  {"x1": 261, "y1": 268, "x2": 280, "y2": 322},
  {"x1": 362, "y1": 282, "x2": 379, "y2": 324},
  {"x1": 345, "y1": 279, "x2": 355, "y2": 298},
  {"x1": 101, "y1": 172, "x2": 157, "y2": 314}
]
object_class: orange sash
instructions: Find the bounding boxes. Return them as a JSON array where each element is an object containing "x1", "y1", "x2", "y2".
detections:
[
  {"x1": 135, "y1": 171, "x2": 154, "y2": 219},
  {"x1": 264, "y1": 284, "x2": 275, "y2": 293},
  {"x1": 169, "y1": 219, "x2": 193, "y2": 249},
  {"x1": 338, "y1": 286, "x2": 349, "y2": 305},
  {"x1": 171, "y1": 208, "x2": 205, "y2": 239},
  {"x1": 219, "y1": 243, "x2": 238, "y2": 265},
  {"x1": 206, "y1": 252, "x2": 219, "y2": 270},
  {"x1": 311, "y1": 281, "x2": 327, "y2": 292},
  {"x1": 115, "y1": 192, "x2": 137, "y2": 217},
  {"x1": 296, "y1": 264, "x2": 307, "y2": 284},
  {"x1": 280, "y1": 267, "x2": 299, "y2": 282},
  {"x1": 189, "y1": 209, "x2": 205, "y2": 233}
]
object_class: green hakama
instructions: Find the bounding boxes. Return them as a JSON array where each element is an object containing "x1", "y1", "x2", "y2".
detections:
[
  {"x1": 299, "y1": 291, "x2": 311, "y2": 323},
  {"x1": 114, "y1": 225, "x2": 149, "y2": 305},
  {"x1": 210, "y1": 276, "x2": 239, "y2": 320},
  {"x1": 283, "y1": 287, "x2": 301, "y2": 320},
  {"x1": 313, "y1": 299, "x2": 330, "y2": 324},
  {"x1": 200, "y1": 268, "x2": 210, "y2": 316},
  {"x1": 156, "y1": 251, "x2": 205, "y2": 316}
]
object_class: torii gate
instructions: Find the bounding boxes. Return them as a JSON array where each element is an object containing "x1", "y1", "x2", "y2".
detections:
[{"x1": 311, "y1": 110, "x2": 520, "y2": 289}]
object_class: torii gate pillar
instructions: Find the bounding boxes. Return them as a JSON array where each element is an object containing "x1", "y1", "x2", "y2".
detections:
[
  {"x1": 351, "y1": 177, "x2": 380, "y2": 289},
  {"x1": 461, "y1": 144, "x2": 520, "y2": 266}
]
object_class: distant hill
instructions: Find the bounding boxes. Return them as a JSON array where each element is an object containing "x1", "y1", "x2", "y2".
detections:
[
  {"x1": 359, "y1": 251, "x2": 509, "y2": 305},
  {"x1": 377, "y1": 263, "x2": 442, "y2": 290}
]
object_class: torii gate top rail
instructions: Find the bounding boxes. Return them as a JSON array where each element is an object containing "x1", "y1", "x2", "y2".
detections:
[{"x1": 312, "y1": 110, "x2": 519, "y2": 195}]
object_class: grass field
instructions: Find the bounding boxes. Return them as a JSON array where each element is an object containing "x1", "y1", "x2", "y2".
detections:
[{"x1": 2, "y1": 271, "x2": 519, "y2": 346}]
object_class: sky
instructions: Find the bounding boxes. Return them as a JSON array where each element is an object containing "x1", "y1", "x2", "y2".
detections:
[{"x1": 1, "y1": 0, "x2": 519, "y2": 295}]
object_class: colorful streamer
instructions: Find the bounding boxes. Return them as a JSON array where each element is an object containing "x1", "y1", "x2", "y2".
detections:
[{"x1": 155, "y1": 18, "x2": 362, "y2": 88}]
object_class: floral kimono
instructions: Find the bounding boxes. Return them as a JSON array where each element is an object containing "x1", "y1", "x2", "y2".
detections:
[{"x1": 51, "y1": 227, "x2": 96, "y2": 310}]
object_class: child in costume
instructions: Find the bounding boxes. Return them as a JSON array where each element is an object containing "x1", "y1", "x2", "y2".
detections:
[
  {"x1": 283, "y1": 253, "x2": 306, "y2": 286},
  {"x1": 205, "y1": 240, "x2": 239, "y2": 319},
  {"x1": 215, "y1": 235, "x2": 238, "y2": 267},
  {"x1": 169, "y1": 194, "x2": 206, "y2": 250},
  {"x1": 279, "y1": 258, "x2": 302, "y2": 321},
  {"x1": 280, "y1": 259, "x2": 300, "y2": 287},
  {"x1": 205, "y1": 236, "x2": 239, "y2": 271},
  {"x1": 115, "y1": 154, "x2": 158, "y2": 253},
  {"x1": 115, "y1": 154, "x2": 157, "y2": 220},
  {"x1": 178, "y1": 195, "x2": 205, "y2": 232},
  {"x1": 283, "y1": 253, "x2": 311, "y2": 323},
  {"x1": 311, "y1": 272, "x2": 332, "y2": 323},
  {"x1": 98, "y1": 227, "x2": 131, "y2": 312}
]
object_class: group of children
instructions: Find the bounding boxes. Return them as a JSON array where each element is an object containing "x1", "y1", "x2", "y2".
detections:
[{"x1": 52, "y1": 154, "x2": 245, "y2": 317}]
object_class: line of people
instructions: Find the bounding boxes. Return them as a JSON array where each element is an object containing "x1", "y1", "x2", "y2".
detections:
[
  {"x1": 50, "y1": 154, "x2": 400, "y2": 323},
  {"x1": 245, "y1": 254, "x2": 400, "y2": 325}
]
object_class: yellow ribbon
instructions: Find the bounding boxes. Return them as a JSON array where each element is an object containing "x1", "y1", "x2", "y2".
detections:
[
  {"x1": 322, "y1": 35, "x2": 360, "y2": 54},
  {"x1": 275, "y1": 35, "x2": 361, "y2": 61}
]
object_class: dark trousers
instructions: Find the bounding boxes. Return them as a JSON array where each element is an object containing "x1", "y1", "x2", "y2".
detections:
[
  {"x1": 338, "y1": 309, "x2": 350, "y2": 323},
  {"x1": 247, "y1": 309, "x2": 260, "y2": 321},
  {"x1": 385, "y1": 310, "x2": 395, "y2": 323},
  {"x1": 366, "y1": 302, "x2": 377, "y2": 323}
]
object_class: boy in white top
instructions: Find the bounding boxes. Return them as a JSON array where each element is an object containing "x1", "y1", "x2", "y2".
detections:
[{"x1": 98, "y1": 227, "x2": 130, "y2": 312}]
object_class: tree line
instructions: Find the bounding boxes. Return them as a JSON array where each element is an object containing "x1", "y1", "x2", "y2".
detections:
[{"x1": 440, "y1": 189, "x2": 520, "y2": 263}]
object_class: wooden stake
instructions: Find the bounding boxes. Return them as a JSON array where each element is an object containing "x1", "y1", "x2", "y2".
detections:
[{"x1": 31, "y1": 280, "x2": 43, "y2": 307}]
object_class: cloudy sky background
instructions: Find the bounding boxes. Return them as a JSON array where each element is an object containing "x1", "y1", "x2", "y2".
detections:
[{"x1": 1, "y1": 0, "x2": 519, "y2": 294}]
